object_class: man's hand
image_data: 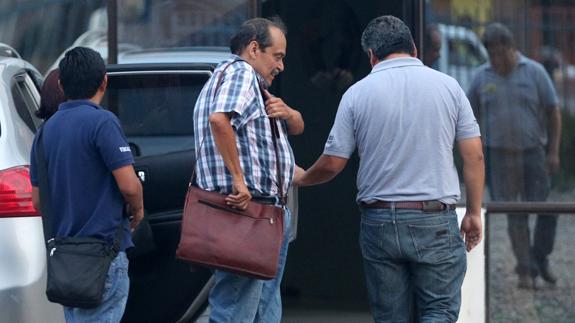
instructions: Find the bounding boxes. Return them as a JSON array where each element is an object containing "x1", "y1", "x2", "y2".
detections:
[
  {"x1": 128, "y1": 204, "x2": 144, "y2": 231},
  {"x1": 225, "y1": 177, "x2": 251, "y2": 210},
  {"x1": 263, "y1": 89, "x2": 296, "y2": 120},
  {"x1": 547, "y1": 152, "x2": 560, "y2": 175},
  {"x1": 113, "y1": 165, "x2": 144, "y2": 232},
  {"x1": 262, "y1": 89, "x2": 304, "y2": 135},
  {"x1": 460, "y1": 212, "x2": 483, "y2": 252}
]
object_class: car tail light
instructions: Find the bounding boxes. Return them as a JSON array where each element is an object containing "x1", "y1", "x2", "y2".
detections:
[{"x1": 0, "y1": 166, "x2": 40, "y2": 217}]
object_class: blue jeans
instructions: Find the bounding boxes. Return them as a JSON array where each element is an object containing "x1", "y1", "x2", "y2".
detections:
[
  {"x1": 359, "y1": 207, "x2": 466, "y2": 323},
  {"x1": 208, "y1": 207, "x2": 291, "y2": 323},
  {"x1": 63, "y1": 252, "x2": 129, "y2": 323}
]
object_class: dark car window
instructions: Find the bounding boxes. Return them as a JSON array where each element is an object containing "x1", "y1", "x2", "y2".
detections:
[
  {"x1": 11, "y1": 73, "x2": 41, "y2": 132},
  {"x1": 448, "y1": 38, "x2": 486, "y2": 67},
  {"x1": 103, "y1": 72, "x2": 210, "y2": 157}
]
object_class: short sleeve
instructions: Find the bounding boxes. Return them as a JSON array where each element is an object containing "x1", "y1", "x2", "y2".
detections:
[
  {"x1": 323, "y1": 91, "x2": 356, "y2": 158},
  {"x1": 456, "y1": 87, "x2": 481, "y2": 140},
  {"x1": 95, "y1": 114, "x2": 134, "y2": 171},
  {"x1": 212, "y1": 66, "x2": 256, "y2": 129}
]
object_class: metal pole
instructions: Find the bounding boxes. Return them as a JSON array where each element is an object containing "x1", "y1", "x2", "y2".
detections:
[
  {"x1": 107, "y1": 0, "x2": 118, "y2": 64},
  {"x1": 251, "y1": 0, "x2": 260, "y2": 18},
  {"x1": 485, "y1": 212, "x2": 490, "y2": 323}
]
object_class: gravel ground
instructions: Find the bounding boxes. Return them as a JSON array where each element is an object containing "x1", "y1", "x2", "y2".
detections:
[{"x1": 488, "y1": 213, "x2": 575, "y2": 323}]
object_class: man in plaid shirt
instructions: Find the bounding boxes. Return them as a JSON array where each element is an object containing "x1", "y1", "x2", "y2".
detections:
[{"x1": 193, "y1": 17, "x2": 304, "y2": 323}]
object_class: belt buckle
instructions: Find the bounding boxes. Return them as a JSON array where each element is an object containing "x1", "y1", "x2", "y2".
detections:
[{"x1": 421, "y1": 201, "x2": 443, "y2": 212}]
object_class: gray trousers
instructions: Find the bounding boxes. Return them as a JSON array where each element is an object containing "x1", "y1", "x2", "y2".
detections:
[{"x1": 486, "y1": 147, "x2": 558, "y2": 275}]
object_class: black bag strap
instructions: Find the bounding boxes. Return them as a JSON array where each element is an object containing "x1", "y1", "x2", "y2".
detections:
[
  {"x1": 258, "y1": 83, "x2": 285, "y2": 202},
  {"x1": 189, "y1": 59, "x2": 285, "y2": 205},
  {"x1": 35, "y1": 126, "x2": 123, "y2": 252}
]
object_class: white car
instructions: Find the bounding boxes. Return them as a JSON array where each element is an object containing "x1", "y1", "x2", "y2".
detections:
[
  {"x1": 437, "y1": 23, "x2": 488, "y2": 92},
  {"x1": 0, "y1": 43, "x2": 64, "y2": 323}
]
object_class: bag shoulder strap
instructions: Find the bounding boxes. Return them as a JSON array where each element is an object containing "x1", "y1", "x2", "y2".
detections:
[
  {"x1": 258, "y1": 83, "x2": 285, "y2": 204},
  {"x1": 190, "y1": 58, "x2": 244, "y2": 184}
]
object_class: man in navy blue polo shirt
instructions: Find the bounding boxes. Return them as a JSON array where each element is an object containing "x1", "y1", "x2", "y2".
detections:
[{"x1": 30, "y1": 47, "x2": 143, "y2": 322}]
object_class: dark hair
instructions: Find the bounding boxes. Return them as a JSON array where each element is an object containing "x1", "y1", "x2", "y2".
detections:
[
  {"x1": 361, "y1": 15, "x2": 415, "y2": 60},
  {"x1": 230, "y1": 17, "x2": 287, "y2": 55},
  {"x1": 424, "y1": 24, "x2": 440, "y2": 49},
  {"x1": 482, "y1": 23, "x2": 515, "y2": 50},
  {"x1": 36, "y1": 69, "x2": 66, "y2": 120},
  {"x1": 58, "y1": 47, "x2": 106, "y2": 100}
]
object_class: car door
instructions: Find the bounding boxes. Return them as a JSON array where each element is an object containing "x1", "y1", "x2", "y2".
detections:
[{"x1": 104, "y1": 65, "x2": 214, "y2": 323}]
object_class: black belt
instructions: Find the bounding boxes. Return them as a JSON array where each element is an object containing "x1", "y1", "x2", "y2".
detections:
[
  {"x1": 360, "y1": 200, "x2": 455, "y2": 212},
  {"x1": 251, "y1": 195, "x2": 286, "y2": 205}
]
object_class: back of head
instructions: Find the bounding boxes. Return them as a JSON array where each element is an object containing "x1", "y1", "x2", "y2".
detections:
[
  {"x1": 361, "y1": 15, "x2": 415, "y2": 60},
  {"x1": 229, "y1": 17, "x2": 287, "y2": 55},
  {"x1": 482, "y1": 23, "x2": 514, "y2": 50},
  {"x1": 423, "y1": 24, "x2": 441, "y2": 66},
  {"x1": 58, "y1": 47, "x2": 106, "y2": 100},
  {"x1": 36, "y1": 68, "x2": 66, "y2": 120}
]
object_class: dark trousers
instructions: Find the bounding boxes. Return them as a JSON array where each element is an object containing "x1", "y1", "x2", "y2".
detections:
[{"x1": 486, "y1": 147, "x2": 558, "y2": 275}]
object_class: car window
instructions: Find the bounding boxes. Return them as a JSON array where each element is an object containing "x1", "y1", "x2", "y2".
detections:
[
  {"x1": 448, "y1": 38, "x2": 486, "y2": 68},
  {"x1": 11, "y1": 73, "x2": 41, "y2": 132},
  {"x1": 103, "y1": 71, "x2": 210, "y2": 157}
]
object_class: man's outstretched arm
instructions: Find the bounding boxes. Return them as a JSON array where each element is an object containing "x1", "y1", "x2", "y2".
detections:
[{"x1": 294, "y1": 155, "x2": 349, "y2": 187}]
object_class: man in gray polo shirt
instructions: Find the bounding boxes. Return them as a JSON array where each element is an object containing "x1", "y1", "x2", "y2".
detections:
[
  {"x1": 467, "y1": 23, "x2": 561, "y2": 289},
  {"x1": 295, "y1": 15, "x2": 484, "y2": 322}
]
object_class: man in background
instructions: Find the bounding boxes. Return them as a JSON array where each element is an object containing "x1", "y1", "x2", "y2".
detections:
[{"x1": 468, "y1": 23, "x2": 561, "y2": 289}]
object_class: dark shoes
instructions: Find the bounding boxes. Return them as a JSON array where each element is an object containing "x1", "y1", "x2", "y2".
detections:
[
  {"x1": 516, "y1": 258, "x2": 557, "y2": 289},
  {"x1": 537, "y1": 261, "x2": 558, "y2": 285},
  {"x1": 517, "y1": 274, "x2": 535, "y2": 289}
]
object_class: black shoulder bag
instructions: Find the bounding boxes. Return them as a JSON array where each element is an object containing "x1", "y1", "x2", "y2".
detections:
[{"x1": 35, "y1": 126, "x2": 123, "y2": 309}]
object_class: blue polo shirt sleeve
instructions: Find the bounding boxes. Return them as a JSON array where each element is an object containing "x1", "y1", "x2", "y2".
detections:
[
  {"x1": 213, "y1": 66, "x2": 256, "y2": 129},
  {"x1": 456, "y1": 87, "x2": 481, "y2": 140},
  {"x1": 95, "y1": 114, "x2": 134, "y2": 171},
  {"x1": 323, "y1": 90, "x2": 356, "y2": 158}
]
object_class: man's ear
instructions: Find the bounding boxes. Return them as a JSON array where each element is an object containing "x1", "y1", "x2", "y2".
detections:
[
  {"x1": 411, "y1": 41, "x2": 418, "y2": 58},
  {"x1": 99, "y1": 74, "x2": 108, "y2": 92},
  {"x1": 57, "y1": 79, "x2": 64, "y2": 94},
  {"x1": 368, "y1": 49, "x2": 378, "y2": 67},
  {"x1": 247, "y1": 41, "x2": 259, "y2": 59}
]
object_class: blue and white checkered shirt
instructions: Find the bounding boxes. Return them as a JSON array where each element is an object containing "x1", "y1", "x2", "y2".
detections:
[{"x1": 193, "y1": 55, "x2": 294, "y2": 197}]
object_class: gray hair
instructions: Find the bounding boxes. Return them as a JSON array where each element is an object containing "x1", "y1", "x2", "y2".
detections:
[
  {"x1": 230, "y1": 17, "x2": 287, "y2": 55},
  {"x1": 482, "y1": 23, "x2": 515, "y2": 50},
  {"x1": 361, "y1": 15, "x2": 415, "y2": 60}
]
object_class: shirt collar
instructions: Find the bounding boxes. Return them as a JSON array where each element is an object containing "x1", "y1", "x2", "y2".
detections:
[
  {"x1": 227, "y1": 54, "x2": 268, "y2": 89},
  {"x1": 516, "y1": 52, "x2": 528, "y2": 65},
  {"x1": 487, "y1": 51, "x2": 528, "y2": 71},
  {"x1": 371, "y1": 57, "x2": 424, "y2": 74},
  {"x1": 58, "y1": 99, "x2": 101, "y2": 111}
]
